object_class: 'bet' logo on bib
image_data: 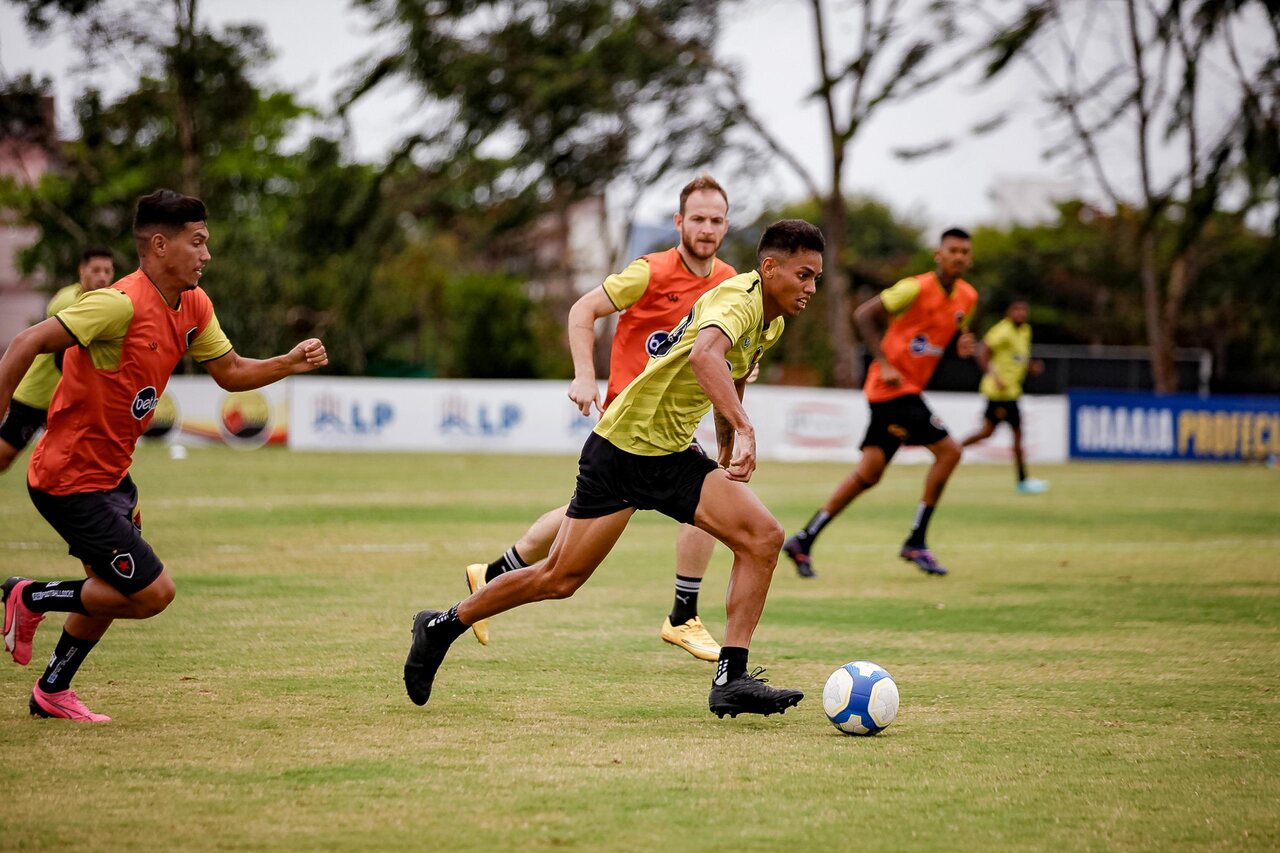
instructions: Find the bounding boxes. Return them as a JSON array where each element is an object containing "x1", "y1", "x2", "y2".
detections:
[{"x1": 131, "y1": 386, "x2": 159, "y2": 420}]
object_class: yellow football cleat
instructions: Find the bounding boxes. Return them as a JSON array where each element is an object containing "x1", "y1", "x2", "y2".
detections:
[
  {"x1": 464, "y1": 563, "x2": 490, "y2": 646},
  {"x1": 660, "y1": 616, "x2": 721, "y2": 662}
]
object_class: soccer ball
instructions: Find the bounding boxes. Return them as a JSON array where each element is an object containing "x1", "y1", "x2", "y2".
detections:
[{"x1": 822, "y1": 661, "x2": 899, "y2": 735}]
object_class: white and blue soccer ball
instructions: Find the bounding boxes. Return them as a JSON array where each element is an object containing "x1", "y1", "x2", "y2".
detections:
[{"x1": 822, "y1": 661, "x2": 899, "y2": 735}]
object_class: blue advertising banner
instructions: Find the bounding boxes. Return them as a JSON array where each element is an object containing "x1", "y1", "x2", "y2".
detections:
[{"x1": 1069, "y1": 390, "x2": 1280, "y2": 461}]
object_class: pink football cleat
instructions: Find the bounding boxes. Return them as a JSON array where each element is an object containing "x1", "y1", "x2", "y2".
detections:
[
  {"x1": 3, "y1": 579, "x2": 45, "y2": 665},
  {"x1": 30, "y1": 685, "x2": 112, "y2": 723}
]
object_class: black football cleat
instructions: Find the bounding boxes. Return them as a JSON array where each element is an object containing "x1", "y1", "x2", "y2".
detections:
[
  {"x1": 782, "y1": 535, "x2": 816, "y2": 579},
  {"x1": 709, "y1": 668, "x2": 804, "y2": 718},
  {"x1": 403, "y1": 609, "x2": 451, "y2": 706}
]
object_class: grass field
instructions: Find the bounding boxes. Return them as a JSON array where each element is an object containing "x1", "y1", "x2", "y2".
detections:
[{"x1": 1, "y1": 445, "x2": 1277, "y2": 850}]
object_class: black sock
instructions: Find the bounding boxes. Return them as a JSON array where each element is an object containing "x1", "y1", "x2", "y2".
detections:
[
  {"x1": 792, "y1": 509, "x2": 832, "y2": 549},
  {"x1": 1016, "y1": 459, "x2": 1027, "y2": 482},
  {"x1": 37, "y1": 629, "x2": 98, "y2": 692},
  {"x1": 669, "y1": 575, "x2": 702, "y2": 626},
  {"x1": 906, "y1": 503, "x2": 935, "y2": 548},
  {"x1": 425, "y1": 604, "x2": 469, "y2": 644},
  {"x1": 714, "y1": 646, "x2": 749, "y2": 685},
  {"x1": 485, "y1": 546, "x2": 527, "y2": 583},
  {"x1": 22, "y1": 580, "x2": 89, "y2": 615}
]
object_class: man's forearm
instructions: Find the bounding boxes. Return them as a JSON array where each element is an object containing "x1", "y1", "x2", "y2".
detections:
[
  {"x1": 0, "y1": 330, "x2": 46, "y2": 416},
  {"x1": 212, "y1": 353, "x2": 296, "y2": 392},
  {"x1": 566, "y1": 309, "x2": 598, "y2": 383}
]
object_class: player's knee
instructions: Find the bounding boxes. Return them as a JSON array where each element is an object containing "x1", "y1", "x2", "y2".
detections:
[
  {"x1": 742, "y1": 518, "x2": 784, "y2": 563},
  {"x1": 133, "y1": 574, "x2": 176, "y2": 617},
  {"x1": 856, "y1": 469, "x2": 882, "y2": 489},
  {"x1": 528, "y1": 562, "x2": 584, "y2": 601},
  {"x1": 936, "y1": 439, "x2": 961, "y2": 464}
]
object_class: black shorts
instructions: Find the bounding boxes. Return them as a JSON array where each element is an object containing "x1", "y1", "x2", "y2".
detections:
[
  {"x1": 0, "y1": 400, "x2": 46, "y2": 451},
  {"x1": 861, "y1": 394, "x2": 950, "y2": 461},
  {"x1": 984, "y1": 399, "x2": 1022, "y2": 430},
  {"x1": 27, "y1": 474, "x2": 164, "y2": 596},
  {"x1": 567, "y1": 432, "x2": 719, "y2": 524}
]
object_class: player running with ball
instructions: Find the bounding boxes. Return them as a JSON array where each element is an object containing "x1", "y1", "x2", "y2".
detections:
[{"x1": 404, "y1": 220, "x2": 825, "y2": 719}]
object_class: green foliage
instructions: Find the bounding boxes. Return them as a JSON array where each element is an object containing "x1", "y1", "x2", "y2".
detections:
[
  {"x1": 441, "y1": 272, "x2": 546, "y2": 379},
  {"x1": 348, "y1": 0, "x2": 729, "y2": 203}
]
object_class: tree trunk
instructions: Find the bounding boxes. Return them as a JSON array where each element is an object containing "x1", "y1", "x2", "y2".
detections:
[
  {"x1": 173, "y1": 0, "x2": 201, "y2": 196},
  {"x1": 1157, "y1": 250, "x2": 1195, "y2": 394},
  {"x1": 1137, "y1": 229, "x2": 1177, "y2": 393},
  {"x1": 822, "y1": 193, "x2": 856, "y2": 388}
]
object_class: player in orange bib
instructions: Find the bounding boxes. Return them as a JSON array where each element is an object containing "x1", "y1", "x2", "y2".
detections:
[
  {"x1": 783, "y1": 228, "x2": 978, "y2": 577},
  {"x1": 0, "y1": 189, "x2": 328, "y2": 722},
  {"x1": 463, "y1": 175, "x2": 737, "y2": 661}
]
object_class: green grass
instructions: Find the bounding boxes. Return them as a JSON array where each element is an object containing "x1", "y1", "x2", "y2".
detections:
[{"x1": 1, "y1": 446, "x2": 1277, "y2": 850}]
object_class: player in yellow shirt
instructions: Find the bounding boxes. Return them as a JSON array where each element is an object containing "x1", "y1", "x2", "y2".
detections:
[
  {"x1": 961, "y1": 297, "x2": 1048, "y2": 493},
  {"x1": 0, "y1": 246, "x2": 115, "y2": 474},
  {"x1": 403, "y1": 220, "x2": 825, "y2": 719}
]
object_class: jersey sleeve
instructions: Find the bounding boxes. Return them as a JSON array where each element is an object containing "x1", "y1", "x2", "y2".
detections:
[
  {"x1": 189, "y1": 307, "x2": 234, "y2": 363},
  {"x1": 879, "y1": 277, "x2": 921, "y2": 315},
  {"x1": 696, "y1": 279, "x2": 759, "y2": 345},
  {"x1": 984, "y1": 321, "x2": 1009, "y2": 350},
  {"x1": 45, "y1": 284, "x2": 82, "y2": 318},
  {"x1": 55, "y1": 288, "x2": 133, "y2": 346},
  {"x1": 601, "y1": 259, "x2": 651, "y2": 311}
]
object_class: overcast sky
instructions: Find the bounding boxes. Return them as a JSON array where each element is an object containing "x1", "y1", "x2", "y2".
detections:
[{"x1": 0, "y1": 0, "x2": 1163, "y2": 233}]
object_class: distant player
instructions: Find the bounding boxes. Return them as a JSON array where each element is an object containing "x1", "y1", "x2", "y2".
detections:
[
  {"x1": 960, "y1": 297, "x2": 1048, "y2": 493},
  {"x1": 465, "y1": 175, "x2": 736, "y2": 662},
  {"x1": 404, "y1": 219, "x2": 824, "y2": 719},
  {"x1": 0, "y1": 246, "x2": 115, "y2": 474},
  {"x1": 0, "y1": 189, "x2": 328, "y2": 722},
  {"x1": 783, "y1": 228, "x2": 978, "y2": 578}
]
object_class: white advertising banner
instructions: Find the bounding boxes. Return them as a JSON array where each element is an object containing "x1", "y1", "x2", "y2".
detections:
[
  {"x1": 288, "y1": 377, "x2": 1069, "y2": 464},
  {"x1": 153, "y1": 376, "x2": 291, "y2": 448}
]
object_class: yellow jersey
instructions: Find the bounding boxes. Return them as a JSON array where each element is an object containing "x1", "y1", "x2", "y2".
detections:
[
  {"x1": 979, "y1": 318, "x2": 1032, "y2": 401},
  {"x1": 12, "y1": 283, "x2": 84, "y2": 410},
  {"x1": 595, "y1": 271, "x2": 783, "y2": 455}
]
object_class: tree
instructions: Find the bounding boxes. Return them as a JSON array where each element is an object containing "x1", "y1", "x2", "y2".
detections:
[
  {"x1": 709, "y1": 0, "x2": 968, "y2": 387},
  {"x1": 346, "y1": 0, "x2": 733, "y2": 308},
  {"x1": 979, "y1": 0, "x2": 1280, "y2": 392}
]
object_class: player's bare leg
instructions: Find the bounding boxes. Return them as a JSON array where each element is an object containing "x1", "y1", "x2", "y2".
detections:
[
  {"x1": 9, "y1": 565, "x2": 174, "y2": 723},
  {"x1": 960, "y1": 419, "x2": 995, "y2": 447},
  {"x1": 407, "y1": 509, "x2": 634, "y2": 706},
  {"x1": 0, "y1": 439, "x2": 20, "y2": 473},
  {"x1": 1013, "y1": 425, "x2": 1049, "y2": 494},
  {"x1": 660, "y1": 523, "x2": 721, "y2": 661},
  {"x1": 693, "y1": 471, "x2": 802, "y2": 717},
  {"x1": 782, "y1": 447, "x2": 888, "y2": 578},
  {"x1": 464, "y1": 503, "x2": 568, "y2": 645},
  {"x1": 901, "y1": 436, "x2": 962, "y2": 576}
]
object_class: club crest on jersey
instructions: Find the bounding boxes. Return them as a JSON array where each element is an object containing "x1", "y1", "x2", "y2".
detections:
[
  {"x1": 646, "y1": 330, "x2": 671, "y2": 356},
  {"x1": 908, "y1": 334, "x2": 944, "y2": 357},
  {"x1": 185, "y1": 325, "x2": 199, "y2": 349},
  {"x1": 111, "y1": 552, "x2": 135, "y2": 579},
  {"x1": 131, "y1": 386, "x2": 159, "y2": 420}
]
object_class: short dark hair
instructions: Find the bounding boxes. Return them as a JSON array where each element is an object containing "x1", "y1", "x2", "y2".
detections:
[
  {"x1": 941, "y1": 227, "x2": 971, "y2": 242},
  {"x1": 679, "y1": 174, "x2": 728, "y2": 215},
  {"x1": 1006, "y1": 295, "x2": 1029, "y2": 311},
  {"x1": 756, "y1": 219, "x2": 825, "y2": 264},
  {"x1": 133, "y1": 189, "x2": 207, "y2": 238},
  {"x1": 80, "y1": 245, "x2": 114, "y2": 265}
]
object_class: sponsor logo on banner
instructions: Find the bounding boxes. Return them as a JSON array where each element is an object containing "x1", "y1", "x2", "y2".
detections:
[
  {"x1": 312, "y1": 394, "x2": 394, "y2": 436},
  {"x1": 1070, "y1": 390, "x2": 1280, "y2": 460},
  {"x1": 440, "y1": 395, "x2": 521, "y2": 437},
  {"x1": 784, "y1": 402, "x2": 853, "y2": 448}
]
